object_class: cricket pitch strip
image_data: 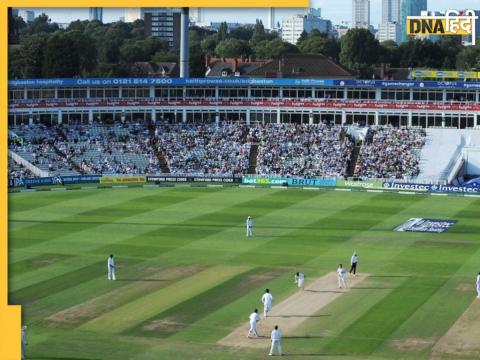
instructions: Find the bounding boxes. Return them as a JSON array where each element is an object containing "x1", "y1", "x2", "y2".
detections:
[{"x1": 218, "y1": 272, "x2": 369, "y2": 349}]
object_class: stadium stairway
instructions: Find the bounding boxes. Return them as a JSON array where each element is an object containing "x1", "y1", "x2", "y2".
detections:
[
  {"x1": 53, "y1": 128, "x2": 84, "y2": 174},
  {"x1": 147, "y1": 121, "x2": 170, "y2": 173},
  {"x1": 248, "y1": 143, "x2": 259, "y2": 174},
  {"x1": 346, "y1": 144, "x2": 361, "y2": 177}
]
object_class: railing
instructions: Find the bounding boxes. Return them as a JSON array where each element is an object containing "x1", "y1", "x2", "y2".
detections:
[{"x1": 9, "y1": 150, "x2": 49, "y2": 177}]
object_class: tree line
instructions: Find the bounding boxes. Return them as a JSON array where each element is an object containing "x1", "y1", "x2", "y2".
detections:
[{"x1": 8, "y1": 13, "x2": 480, "y2": 79}]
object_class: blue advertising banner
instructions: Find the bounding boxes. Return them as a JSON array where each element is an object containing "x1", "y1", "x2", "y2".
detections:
[
  {"x1": 8, "y1": 77, "x2": 480, "y2": 90},
  {"x1": 394, "y1": 218, "x2": 457, "y2": 233},
  {"x1": 287, "y1": 178, "x2": 336, "y2": 187},
  {"x1": 382, "y1": 181, "x2": 480, "y2": 194},
  {"x1": 242, "y1": 176, "x2": 336, "y2": 187},
  {"x1": 10, "y1": 175, "x2": 101, "y2": 187},
  {"x1": 59, "y1": 175, "x2": 101, "y2": 184}
]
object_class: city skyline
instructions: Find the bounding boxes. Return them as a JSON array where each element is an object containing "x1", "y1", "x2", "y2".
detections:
[{"x1": 15, "y1": 0, "x2": 479, "y2": 27}]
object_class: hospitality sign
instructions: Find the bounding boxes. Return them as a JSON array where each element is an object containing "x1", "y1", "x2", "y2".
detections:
[{"x1": 407, "y1": 10, "x2": 478, "y2": 45}]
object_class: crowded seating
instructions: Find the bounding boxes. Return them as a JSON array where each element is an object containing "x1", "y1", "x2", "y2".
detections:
[
  {"x1": 8, "y1": 122, "x2": 425, "y2": 180},
  {"x1": 354, "y1": 126, "x2": 426, "y2": 179},
  {"x1": 157, "y1": 123, "x2": 251, "y2": 175},
  {"x1": 256, "y1": 123, "x2": 353, "y2": 177}
]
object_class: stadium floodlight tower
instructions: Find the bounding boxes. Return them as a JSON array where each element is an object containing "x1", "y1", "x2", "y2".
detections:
[{"x1": 180, "y1": 7, "x2": 189, "y2": 78}]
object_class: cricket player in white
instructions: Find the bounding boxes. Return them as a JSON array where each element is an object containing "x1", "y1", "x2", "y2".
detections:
[
  {"x1": 21, "y1": 325, "x2": 27, "y2": 360},
  {"x1": 295, "y1": 272, "x2": 305, "y2": 290},
  {"x1": 262, "y1": 288, "x2": 273, "y2": 318},
  {"x1": 269, "y1": 325, "x2": 283, "y2": 356},
  {"x1": 247, "y1": 309, "x2": 260, "y2": 338},
  {"x1": 246, "y1": 216, "x2": 253, "y2": 237},
  {"x1": 349, "y1": 252, "x2": 358, "y2": 277},
  {"x1": 476, "y1": 272, "x2": 480, "y2": 298},
  {"x1": 337, "y1": 264, "x2": 347, "y2": 289},
  {"x1": 107, "y1": 254, "x2": 116, "y2": 280}
]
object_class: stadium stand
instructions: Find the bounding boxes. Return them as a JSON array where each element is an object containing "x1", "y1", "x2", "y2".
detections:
[
  {"x1": 157, "y1": 123, "x2": 251, "y2": 175},
  {"x1": 256, "y1": 123, "x2": 353, "y2": 177},
  {"x1": 9, "y1": 122, "x2": 430, "y2": 180},
  {"x1": 354, "y1": 127, "x2": 426, "y2": 179}
]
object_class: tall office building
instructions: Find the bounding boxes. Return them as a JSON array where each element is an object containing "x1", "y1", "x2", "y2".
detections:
[
  {"x1": 89, "y1": 8, "x2": 103, "y2": 22},
  {"x1": 281, "y1": 9, "x2": 332, "y2": 45},
  {"x1": 382, "y1": 0, "x2": 400, "y2": 23},
  {"x1": 400, "y1": 0, "x2": 427, "y2": 42},
  {"x1": 352, "y1": 0, "x2": 370, "y2": 29},
  {"x1": 144, "y1": 10, "x2": 181, "y2": 49},
  {"x1": 377, "y1": 22, "x2": 401, "y2": 43},
  {"x1": 190, "y1": 8, "x2": 202, "y2": 24},
  {"x1": 18, "y1": 10, "x2": 35, "y2": 23},
  {"x1": 123, "y1": 8, "x2": 181, "y2": 49}
]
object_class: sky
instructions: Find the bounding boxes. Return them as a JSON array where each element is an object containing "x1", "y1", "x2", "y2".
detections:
[{"x1": 16, "y1": 0, "x2": 480, "y2": 27}]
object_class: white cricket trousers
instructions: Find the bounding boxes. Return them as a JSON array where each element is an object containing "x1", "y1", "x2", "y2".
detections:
[
  {"x1": 269, "y1": 340, "x2": 282, "y2": 355},
  {"x1": 246, "y1": 226, "x2": 253, "y2": 236},
  {"x1": 247, "y1": 322, "x2": 258, "y2": 337},
  {"x1": 108, "y1": 267, "x2": 116, "y2": 280},
  {"x1": 477, "y1": 283, "x2": 480, "y2": 297},
  {"x1": 264, "y1": 303, "x2": 272, "y2": 317},
  {"x1": 338, "y1": 276, "x2": 347, "y2": 288}
]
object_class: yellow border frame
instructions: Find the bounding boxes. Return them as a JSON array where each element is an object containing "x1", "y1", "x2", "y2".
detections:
[{"x1": 2, "y1": 1, "x2": 308, "y2": 359}]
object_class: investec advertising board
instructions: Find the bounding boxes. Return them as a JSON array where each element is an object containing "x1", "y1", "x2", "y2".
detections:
[
  {"x1": 407, "y1": 10, "x2": 478, "y2": 45},
  {"x1": 383, "y1": 181, "x2": 480, "y2": 194}
]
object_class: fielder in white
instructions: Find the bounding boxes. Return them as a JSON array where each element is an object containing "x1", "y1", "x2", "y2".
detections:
[
  {"x1": 269, "y1": 325, "x2": 283, "y2": 356},
  {"x1": 107, "y1": 254, "x2": 116, "y2": 280},
  {"x1": 476, "y1": 272, "x2": 480, "y2": 298},
  {"x1": 247, "y1": 308, "x2": 260, "y2": 338},
  {"x1": 21, "y1": 325, "x2": 27, "y2": 360},
  {"x1": 295, "y1": 272, "x2": 305, "y2": 290},
  {"x1": 246, "y1": 216, "x2": 253, "y2": 237},
  {"x1": 262, "y1": 288, "x2": 273, "y2": 318},
  {"x1": 337, "y1": 264, "x2": 347, "y2": 289}
]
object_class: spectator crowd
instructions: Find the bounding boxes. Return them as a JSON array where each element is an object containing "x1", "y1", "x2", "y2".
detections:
[
  {"x1": 256, "y1": 123, "x2": 353, "y2": 177},
  {"x1": 354, "y1": 126, "x2": 426, "y2": 179},
  {"x1": 157, "y1": 123, "x2": 251, "y2": 175},
  {"x1": 8, "y1": 122, "x2": 426, "y2": 180}
]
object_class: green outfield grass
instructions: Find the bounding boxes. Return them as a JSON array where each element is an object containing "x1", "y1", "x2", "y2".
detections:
[{"x1": 8, "y1": 187, "x2": 480, "y2": 359}]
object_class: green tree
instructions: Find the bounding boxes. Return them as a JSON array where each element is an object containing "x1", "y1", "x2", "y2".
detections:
[
  {"x1": 398, "y1": 39, "x2": 443, "y2": 68},
  {"x1": 16, "y1": 33, "x2": 49, "y2": 77},
  {"x1": 253, "y1": 38, "x2": 298, "y2": 59},
  {"x1": 340, "y1": 28, "x2": 381, "y2": 76},
  {"x1": 251, "y1": 19, "x2": 267, "y2": 44},
  {"x1": 201, "y1": 34, "x2": 218, "y2": 56},
  {"x1": 20, "y1": 13, "x2": 59, "y2": 37},
  {"x1": 215, "y1": 38, "x2": 251, "y2": 58},
  {"x1": 43, "y1": 31, "x2": 80, "y2": 77},
  {"x1": 8, "y1": 47, "x2": 26, "y2": 78},
  {"x1": 379, "y1": 40, "x2": 400, "y2": 66},
  {"x1": 120, "y1": 43, "x2": 146, "y2": 63},
  {"x1": 297, "y1": 30, "x2": 341, "y2": 61},
  {"x1": 152, "y1": 51, "x2": 178, "y2": 63},
  {"x1": 456, "y1": 45, "x2": 480, "y2": 69},
  {"x1": 230, "y1": 26, "x2": 254, "y2": 41},
  {"x1": 217, "y1": 22, "x2": 228, "y2": 42},
  {"x1": 67, "y1": 30, "x2": 97, "y2": 74},
  {"x1": 438, "y1": 37, "x2": 462, "y2": 69}
]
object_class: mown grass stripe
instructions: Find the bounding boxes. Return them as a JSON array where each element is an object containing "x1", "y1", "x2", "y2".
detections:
[
  {"x1": 30, "y1": 265, "x2": 203, "y2": 327},
  {"x1": 80, "y1": 265, "x2": 250, "y2": 333},
  {"x1": 322, "y1": 239, "x2": 478, "y2": 356},
  {"x1": 9, "y1": 260, "x2": 108, "y2": 304},
  {"x1": 9, "y1": 188, "x2": 222, "y2": 249},
  {"x1": 8, "y1": 253, "x2": 74, "y2": 277},
  {"x1": 128, "y1": 267, "x2": 282, "y2": 337}
]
